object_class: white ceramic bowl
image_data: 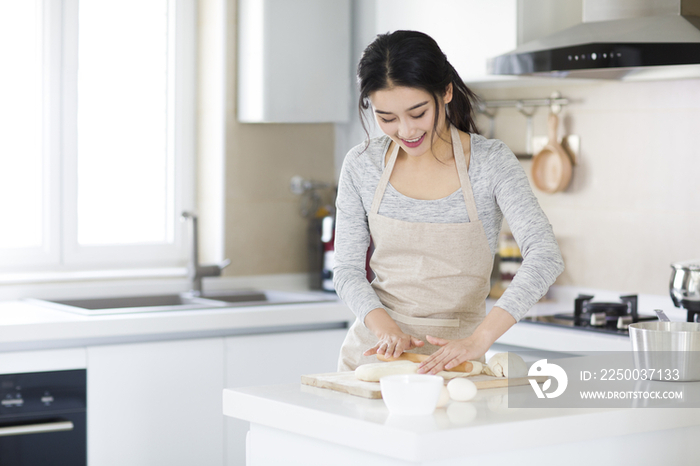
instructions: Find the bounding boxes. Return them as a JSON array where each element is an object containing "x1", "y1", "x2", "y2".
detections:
[{"x1": 379, "y1": 374, "x2": 444, "y2": 416}]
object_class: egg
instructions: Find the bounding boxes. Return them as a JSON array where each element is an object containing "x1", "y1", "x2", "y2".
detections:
[{"x1": 446, "y1": 378, "x2": 478, "y2": 401}]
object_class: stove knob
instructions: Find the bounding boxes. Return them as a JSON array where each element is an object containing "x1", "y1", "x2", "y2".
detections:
[
  {"x1": 590, "y1": 312, "x2": 607, "y2": 326},
  {"x1": 617, "y1": 315, "x2": 633, "y2": 330}
]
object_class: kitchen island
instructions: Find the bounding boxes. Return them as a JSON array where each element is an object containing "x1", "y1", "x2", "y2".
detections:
[{"x1": 223, "y1": 381, "x2": 700, "y2": 466}]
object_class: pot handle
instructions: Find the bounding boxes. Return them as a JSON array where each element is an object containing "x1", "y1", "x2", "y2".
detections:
[
  {"x1": 671, "y1": 293, "x2": 681, "y2": 308},
  {"x1": 670, "y1": 268, "x2": 681, "y2": 307}
]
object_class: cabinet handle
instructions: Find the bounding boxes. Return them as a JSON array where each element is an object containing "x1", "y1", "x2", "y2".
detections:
[{"x1": 0, "y1": 420, "x2": 74, "y2": 437}]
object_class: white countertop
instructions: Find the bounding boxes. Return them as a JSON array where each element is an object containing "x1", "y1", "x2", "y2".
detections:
[
  {"x1": 0, "y1": 292, "x2": 354, "y2": 352},
  {"x1": 223, "y1": 380, "x2": 700, "y2": 464},
  {"x1": 0, "y1": 282, "x2": 685, "y2": 354}
]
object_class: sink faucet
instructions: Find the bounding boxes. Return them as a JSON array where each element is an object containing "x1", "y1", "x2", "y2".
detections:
[{"x1": 181, "y1": 212, "x2": 231, "y2": 296}]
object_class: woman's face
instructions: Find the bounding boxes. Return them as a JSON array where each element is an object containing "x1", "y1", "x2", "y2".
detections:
[{"x1": 369, "y1": 85, "x2": 452, "y2": 158}]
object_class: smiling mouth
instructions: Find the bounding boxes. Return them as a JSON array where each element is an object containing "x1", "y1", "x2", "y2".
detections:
[{"x1": 401, "y1": 134, "x2": 425, "y2": 148}]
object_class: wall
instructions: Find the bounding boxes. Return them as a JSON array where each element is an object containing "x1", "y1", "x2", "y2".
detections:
[
  {"x1": 472, "y1": 78, "x2": 700, "y2": 296},
  {"x1": 217, "y1": 0, "x2": 700, "y2": 292},
  {"x1": 222, "y1": 0, "x2": 337, "y2": 276}
]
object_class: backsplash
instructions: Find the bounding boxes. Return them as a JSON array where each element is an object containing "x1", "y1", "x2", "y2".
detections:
[
  {"x1": 473, "y1": 78, "x2": 700, "y2": 296},
  {"x1": 223, "y1": 123, "x2": 336, "y2": 277}
]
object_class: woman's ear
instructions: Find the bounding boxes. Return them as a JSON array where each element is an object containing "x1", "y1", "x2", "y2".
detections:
[{"x1": 443, "y1": 83, "x2": 454, "y2": 105}]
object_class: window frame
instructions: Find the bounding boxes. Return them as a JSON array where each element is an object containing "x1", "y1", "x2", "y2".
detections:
[{"x1": 0, "y1": 0, "x2": 196, "y2": 273}]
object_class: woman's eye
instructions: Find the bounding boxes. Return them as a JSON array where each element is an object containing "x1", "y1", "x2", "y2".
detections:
[
  {"x1": 380, "y1": 117, "x2": 396, "y2": 123},
  {"x1": 412, "y1": 111, "x2": 426, "y2": 119}
]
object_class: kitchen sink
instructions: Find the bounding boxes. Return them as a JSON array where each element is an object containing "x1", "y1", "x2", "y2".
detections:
[
  {"x1": 47, "y1": 294, "x2": 207, "y2": 310},
  {"x1": 28, "y1": 289, "x2": 336, "y2": 316}
]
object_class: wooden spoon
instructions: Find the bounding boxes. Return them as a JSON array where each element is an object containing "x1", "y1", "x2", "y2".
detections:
[{"x1": 531, "y1": 112, "x2": 572, "y2": 193}]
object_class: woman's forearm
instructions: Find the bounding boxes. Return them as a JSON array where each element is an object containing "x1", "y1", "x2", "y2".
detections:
[
  {"x1": 470, "y1": 306, "x2": 517, "y2": 353},
  {"x1": 364, "y1": 307, "x2": 402, "y2": 337}
]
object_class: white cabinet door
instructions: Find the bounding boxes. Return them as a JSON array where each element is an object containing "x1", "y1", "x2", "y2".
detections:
[
  {"x1": 87, "y1": 338, "x2": 225, "y2": 466},
  {"x1": 224, "y1": 328, "x2": 348, "y2": 466},
  {"x1": 237, "y1": 0, "x2": 351, "y2": 122}
]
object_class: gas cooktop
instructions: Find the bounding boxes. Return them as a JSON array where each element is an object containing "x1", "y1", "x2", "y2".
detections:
[{"x1": 520, "y1": 294, "x2": 659, "y2": 336}]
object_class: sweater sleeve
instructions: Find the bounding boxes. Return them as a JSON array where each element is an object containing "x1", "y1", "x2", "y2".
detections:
[
  {"x1": 488, "y1": 141, "x2": 565, "y2": 321},
  {"x1": 332, "y1": 147, "x2": 384, "y2": 325}
]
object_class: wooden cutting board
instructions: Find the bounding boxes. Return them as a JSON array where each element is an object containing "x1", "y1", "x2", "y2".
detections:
[{"x1": 301, "y1": 371, "x2": 546, "y2": 399}]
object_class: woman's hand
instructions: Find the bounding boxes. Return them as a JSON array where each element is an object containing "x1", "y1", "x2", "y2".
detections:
[
  {"x1": 362, "y1": 307, "x2": 424, "y2": 359},
  {"x1": 363, "y1": 331, "x2": 424, "y2": 359},
  {"x1": 416, "y1": 335, "x2": 484, "y2": 374},
  {"x1": 417, "y1": 307, "x2": 517, "y2": 374}
]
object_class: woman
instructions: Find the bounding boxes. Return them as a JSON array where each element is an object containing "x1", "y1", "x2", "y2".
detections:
[{"x1": 333, "y1": 30, "x2": 564, "y2": 375}]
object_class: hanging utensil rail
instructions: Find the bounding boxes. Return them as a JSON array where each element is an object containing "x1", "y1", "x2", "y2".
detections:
[
  {"x1": 475, "y1": 91, "x2": 573, "y2": 159},
  {"x1": 476, "y1": 92, "x2": 569, "y2": 115}
]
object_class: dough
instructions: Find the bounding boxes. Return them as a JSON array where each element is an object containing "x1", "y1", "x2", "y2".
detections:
[
  {"x1": 481, "y1": 364, "x2": 495, "y2": 377},
  {"x1": 354, "y1": 361, "x2": 418, "y2": 382},
  {"x1": 436, "y1": 386, "x2": 450, "y2": 408},
  {"x1": 467, "y1": 360, "x2": 483, "y2": 376},
  {"x1": 487, "y1": 353, "x2": 528, "y2": 378},
  {"x1": 440, "y1": 371, "x2": 468, "y2": 381},
  {"x1": 446, "y1": 378, "x2": 478, "y2": 401}
]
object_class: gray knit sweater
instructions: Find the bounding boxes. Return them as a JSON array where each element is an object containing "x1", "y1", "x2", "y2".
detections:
[{"x1": 333, "y1": 133, "x2": 564, "y2": 325}]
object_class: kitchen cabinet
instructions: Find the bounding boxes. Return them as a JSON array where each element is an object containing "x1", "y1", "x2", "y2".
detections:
[
  {"x1": 224, "y1": 328, "x2": 348, "y2": 466},
  {"x1": 85, "y1": 327, "x2": 347, "y2": 466},
  {"x1": 0, "y1": 347, "x2": 86, "y2": 374},
  {"x1": 87, "y1": 338, "x2": 226, "y2": 466},
  {"x1": 237, "y1": 0, "x2": 351, "y2": 123}
]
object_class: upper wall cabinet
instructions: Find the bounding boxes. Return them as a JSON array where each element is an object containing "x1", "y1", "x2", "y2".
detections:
[
  {"x1": 371, "y1": 0, "x2": 517, "y2": 84},
  {"x1": 237, "y1": 0, "x2": 352, "y2": 123}
]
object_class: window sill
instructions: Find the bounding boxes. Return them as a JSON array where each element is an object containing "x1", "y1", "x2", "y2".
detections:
[{"x1": 0, "y1": 267, "x2": 188, "y2": 286}]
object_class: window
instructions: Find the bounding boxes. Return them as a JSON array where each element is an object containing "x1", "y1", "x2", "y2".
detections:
[{"x1": 0, "y1": 0, "x2": 195, "y2": 273}]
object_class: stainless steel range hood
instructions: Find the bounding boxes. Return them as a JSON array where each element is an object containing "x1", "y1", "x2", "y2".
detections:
[{"x1": 488, "y1": 0, "x2": 700, "y2": 80}]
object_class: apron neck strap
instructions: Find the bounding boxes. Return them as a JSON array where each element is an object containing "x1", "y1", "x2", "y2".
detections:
[
  {"x1": 370, "y1": 141, "x2": 399, "y2": 214},
  {"x1": 450, "y1": 125, "x2": 480, "y2": 222}
]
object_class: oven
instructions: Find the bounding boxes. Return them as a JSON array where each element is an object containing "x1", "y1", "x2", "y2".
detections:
[{"x1": 0, "y1": 369, "x2": 86, "y2": 466}]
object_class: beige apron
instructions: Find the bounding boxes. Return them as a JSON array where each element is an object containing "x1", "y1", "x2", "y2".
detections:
[{"x1": 338, "y1": 126, "x2": 494, "y2": 371}]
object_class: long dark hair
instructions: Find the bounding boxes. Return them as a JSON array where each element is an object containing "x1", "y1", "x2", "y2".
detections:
[{"x1": 357, "y1": 30, "x2": 480, "y2": 150}]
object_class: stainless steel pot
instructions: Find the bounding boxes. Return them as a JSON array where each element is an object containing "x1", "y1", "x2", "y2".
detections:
[
  {"x1": 670, "y1": 259, "x2": 700, "y2": 322},
  {"x1": 629, "y1": 321, "x2": 700, "y2": 381}
]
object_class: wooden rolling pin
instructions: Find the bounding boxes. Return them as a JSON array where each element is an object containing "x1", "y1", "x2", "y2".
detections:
[{"x1": 376, "y1": 353, "x2": 473, "y2": 373}]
